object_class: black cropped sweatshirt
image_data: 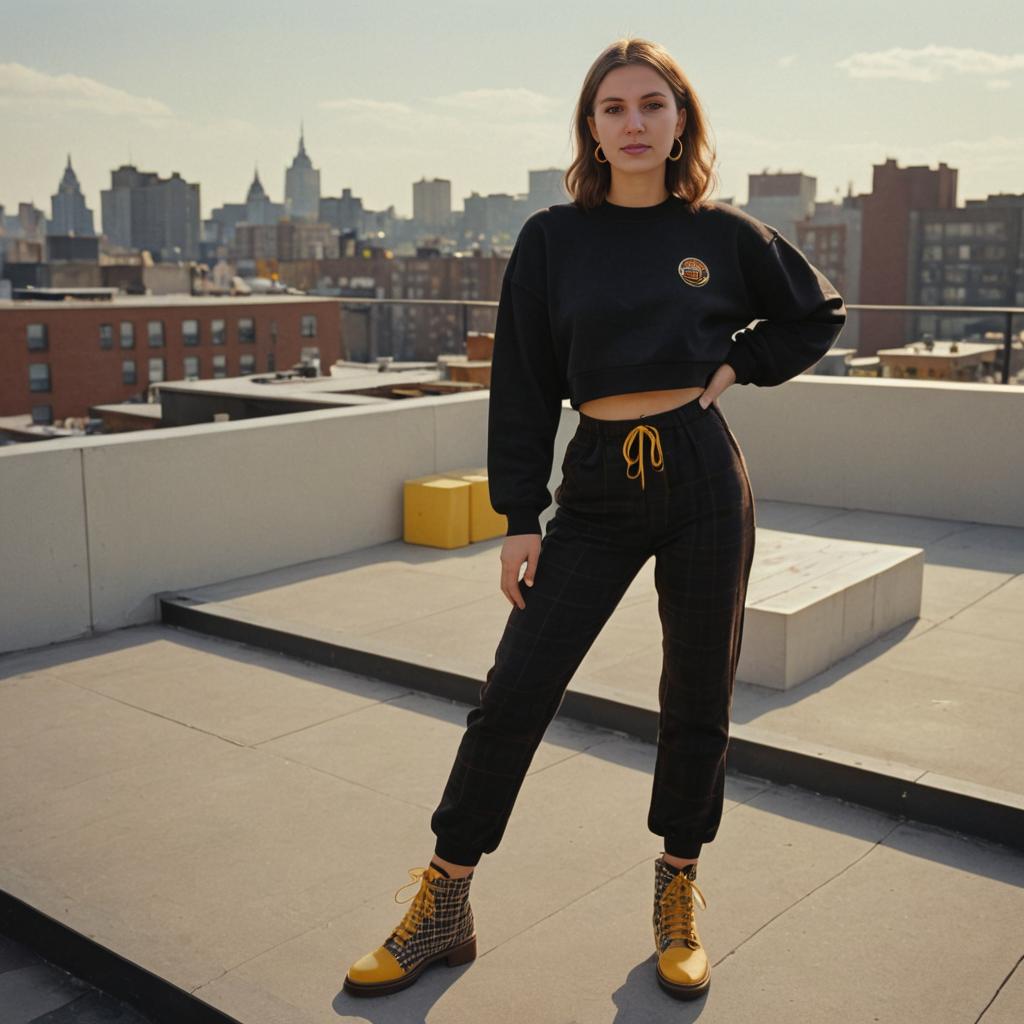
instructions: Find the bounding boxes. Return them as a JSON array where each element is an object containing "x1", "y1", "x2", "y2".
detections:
[{"x1": 487, "y1": 195, "x2": 847, "y2": 536}]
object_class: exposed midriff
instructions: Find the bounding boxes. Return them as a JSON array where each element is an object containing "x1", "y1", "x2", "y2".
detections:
[{"x1": 577, "y1": 385, "x2": 705, "y2": 421}]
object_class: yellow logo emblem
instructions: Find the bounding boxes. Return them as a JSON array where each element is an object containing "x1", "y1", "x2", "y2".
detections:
[{"x1": 678, "y1": 257, "x2": 710, "y2": 288}]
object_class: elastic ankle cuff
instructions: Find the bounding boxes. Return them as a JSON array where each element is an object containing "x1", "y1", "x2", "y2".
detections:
[
  {"x1": 663, "y1": 840, "x2": 703, "y2": 860},
  {"x1": 432, "y1": 841, "x2": 482, "y2": 869}
]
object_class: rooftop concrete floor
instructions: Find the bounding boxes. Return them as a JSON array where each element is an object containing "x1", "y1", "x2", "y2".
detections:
[
  {"x1": 0, "y1": 933, "x2": 153, "y2": 1024},
  {"x1": 170, "y1": 498, "x2": 1024, "y2": 797},
  {"x1": 1, "y1": 618, "x2": 1022, "y2": 1023}
]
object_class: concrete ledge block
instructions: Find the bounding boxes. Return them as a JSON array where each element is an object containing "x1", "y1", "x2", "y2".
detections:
[{"x1": 740, "y1": 532, "x2": 924, "y2": 690}]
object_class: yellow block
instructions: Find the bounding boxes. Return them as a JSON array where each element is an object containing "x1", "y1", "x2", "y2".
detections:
[
  {"x1": 403, "y1": 476, "x2": 470, "y2": 548},
  {"x1": 436, "y1": 466, "x2": 506, "y2": 541}
]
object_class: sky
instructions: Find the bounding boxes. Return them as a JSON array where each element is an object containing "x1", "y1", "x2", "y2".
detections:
[{"x1": 1, "y1": 0, "x2": 1022, "y2": 221}]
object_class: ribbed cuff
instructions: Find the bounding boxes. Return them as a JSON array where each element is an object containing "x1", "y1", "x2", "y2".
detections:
[
  {"x1": 433, "y1": 840, "x2": 483, "y2": 868},
  {"x1": 504, "y1": 507, "x2": 542, "y2": 536},
  {"x1": 724, "y1": 341, "x2": 759, "y2": 386},
  {"x1": 663, "y1": 839, "x2": 704, "y2": 860}
]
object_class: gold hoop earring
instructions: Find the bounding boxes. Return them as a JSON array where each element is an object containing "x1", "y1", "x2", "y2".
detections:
[
  {"x1": 667, "y1": 137, "x2": 683, "y2": 162},
  {"x1": 594, "y1": 143, "x2": 608, "y2": 164}
]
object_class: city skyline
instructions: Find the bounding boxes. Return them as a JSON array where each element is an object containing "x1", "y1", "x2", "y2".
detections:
[{"x1": 2, "y1": 0, "x2": 1022, "y2": 218}]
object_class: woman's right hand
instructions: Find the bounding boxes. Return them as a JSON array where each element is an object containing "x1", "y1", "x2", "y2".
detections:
[{"x1": 500, "y1": 533, "x2": 542, "y2": 609}]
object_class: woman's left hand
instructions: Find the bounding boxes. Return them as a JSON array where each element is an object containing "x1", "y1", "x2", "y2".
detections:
[{"x1": 698, "y1": 362, "x2": 737, "y2": 409}]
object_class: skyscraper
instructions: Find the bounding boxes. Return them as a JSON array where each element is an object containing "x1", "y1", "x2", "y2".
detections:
[
  {"x1": 285, "y1": 124, "x2": 321, "y2": 222},
  {"x1": 527, "y1": 168, "x2": 568, "y2": 213},
  {"x1": 50, "y1": 155, "x2": 96, "y2": 236},
  {"x1": 413, "y1": 177, "x2": 451, "y2": 232},
  {"x1": 100, "y1": 164, "x2": 200, "y2": 259}
]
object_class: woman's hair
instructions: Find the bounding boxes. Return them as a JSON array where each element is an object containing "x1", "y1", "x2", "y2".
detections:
[{"x1": 564, "y1": 37, "x2": 717, "y2": 213}]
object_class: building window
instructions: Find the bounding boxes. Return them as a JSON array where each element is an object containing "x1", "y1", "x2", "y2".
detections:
[
  {"x1": 99, "y1": 323, "x2": 113, "y2": 349},
  {"x1": 122, "y1": 359, "x2": 136, "y2": 385},
  {"x1": 239, "y1": 353, "x2": 255, "y2": 375},
  {"x1": 301, "y1": 314, "x2": 317, "y2": 337},
  {"x1": 212, "y1": 354, "x2": 227, "y2": 378},
  {"x1": 27, "y1": 324, "x2": 48, "y2": 351},
  {"x1": 182, "y1": 319, "x2": 199, "y2": 346},
  {"x1": 267, "y1": 352, "x2": 276, "y2": 371},
  {"x1": 29, "y1": 363, "x2": 51, "y2": 392},
  {"x1": 31, "y1": 404, "x2": 53, "y2": 425},
  {"x1": 148, "y1": 357, "x2": 165, "y2": 383},
  {"x1": 148, "y1": 320, "x2": 165, "y2": 347},
  {"x1": 120, "y1": 322, "x2": 135, "y2": 348},
  {"x1": 238, "y1": 317, "x2": 255, "y2": 343},
  {"x1": 211, "y1": 318, "x2": 226, "y2": 345},
  {"x1": 183, "y1": 355, "x2": 200, "y2": 379}
]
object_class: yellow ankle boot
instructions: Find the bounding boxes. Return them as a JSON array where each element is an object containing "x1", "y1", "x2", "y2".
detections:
[
  {"x1": 343, "y1": 863, "x2": 476, "y2": 997},
  {"x1": 653, "y1": 857, "x2": 710, "y2": 999}
]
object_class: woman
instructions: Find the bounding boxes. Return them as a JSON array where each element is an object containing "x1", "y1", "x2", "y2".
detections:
[{"x1": 345, "y1": 36, "x2": 845, "y2": 1001}]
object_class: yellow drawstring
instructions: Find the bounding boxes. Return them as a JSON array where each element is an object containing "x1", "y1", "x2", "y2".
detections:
[
  {"x1": 390, "y1": 867, "x2": 437, "y2": 946},
  {"x1": 659, "y1": 871, "x2": 707, "y2": 949},
  {"x1": 622, "y1": 424, "x2": 664, "y2": 490}
]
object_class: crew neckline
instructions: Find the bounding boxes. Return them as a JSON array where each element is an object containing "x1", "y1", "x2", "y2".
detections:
[{"x1": 597, "y1": 194, "x2": 680, "y2": 219}]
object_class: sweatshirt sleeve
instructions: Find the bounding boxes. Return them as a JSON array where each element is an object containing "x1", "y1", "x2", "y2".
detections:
[
  {"x1": 724, "y1": 217, "x2": 847, "y2": 387},
  {"x1": 487, "y1": 220, "x2": 564, "y2": 537}
]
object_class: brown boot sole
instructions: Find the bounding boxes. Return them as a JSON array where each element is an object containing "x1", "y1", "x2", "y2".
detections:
[
  {"x1": 343, "y1": 934, "x2": 477, "y2": 998},
  {"x1": 656, "y1": 963, "x2": 711, "y2": 1001}
]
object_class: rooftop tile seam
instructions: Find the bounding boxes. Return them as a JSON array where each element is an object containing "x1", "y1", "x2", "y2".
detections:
[
  {"x1": 254, "y1": 742, "x2": 437, "y2": 813},
  {"x1": 193, "y1": 866, "x2": 445, "y2": 996},
  {"x1": 249, "y1": 689, "x2": 418, "y2": 748},
  {"x1": 157, "y1": 598, "x2": 1024, "y2": 851},
  {"x1": 56, "y1": 676, "x2": 251, "y2": 750},
  {"x1": 973, "y1": 953, "x2": 1024, "y2": 1024},
  {"x1": 714, "y1": 818, "x2": 905, "y2": 969},
  {"x1": 473, "y1": 848, "x2": 659, "y2": 965}
]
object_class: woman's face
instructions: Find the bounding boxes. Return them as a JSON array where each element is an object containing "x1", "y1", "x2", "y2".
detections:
[{"x1": 586, "y1": 64, "x2": 686, "y2": 172}]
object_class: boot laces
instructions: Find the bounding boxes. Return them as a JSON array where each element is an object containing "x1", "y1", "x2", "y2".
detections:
[
  {"x1": 660, "y1": 871, "x2": 707, "y2": 949},
  {"x1": 389, "y1": 867, "x2": 436, "y2": 947}
]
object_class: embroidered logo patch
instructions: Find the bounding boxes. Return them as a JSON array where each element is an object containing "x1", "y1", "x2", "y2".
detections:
[{"x1": 678, "y1": 257, "x2": 710, "y2": 288}]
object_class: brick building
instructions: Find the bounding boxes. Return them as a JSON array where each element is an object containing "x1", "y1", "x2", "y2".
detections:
[
  {"x1": 1, "y1": 295, "x2": 342, "y2": 424},
  {"x1": 859, "y1": 158, "x2": 958, "y2": 355}
]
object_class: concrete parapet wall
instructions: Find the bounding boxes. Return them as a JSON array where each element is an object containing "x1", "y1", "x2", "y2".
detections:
[{"x1": 1, "y1": 377, "x2": 1020, "y2": 654}]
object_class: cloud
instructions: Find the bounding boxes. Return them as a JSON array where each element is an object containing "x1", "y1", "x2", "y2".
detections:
[
  {"x1": 777, "y1": 54, "x2": 796, "y2": 69},
  {"x1": 837, "y1": 45, "x2": 1024, "y2": 83},
  {"x1": 986, "y1": 79, "x2": 1012, "y2": 90},
  {"x1": 317, "y1": 88, "x2": 565, "y2": 125},
  {"x1": 429, "y1": 87, "x2": 564, "y2": 118},
  {"x1": 317, "y1": 97, "x2": 413, "y2": 116},
  {"x1": 0, "y1": 62, "x2": 172, "y2": 116}
]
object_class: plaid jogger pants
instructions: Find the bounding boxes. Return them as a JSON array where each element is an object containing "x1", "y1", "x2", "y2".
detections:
[{"x1": 430, "y1": 395, "x2": 756, "y2": 866}]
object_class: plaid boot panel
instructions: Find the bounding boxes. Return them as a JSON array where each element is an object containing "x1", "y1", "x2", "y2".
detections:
[
  {"x1": 384, "y1": 873, "x2": 475, "y2": 972},
  {"x1": 653, "y1": 859, "x2": 700, "y2": 953}
]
